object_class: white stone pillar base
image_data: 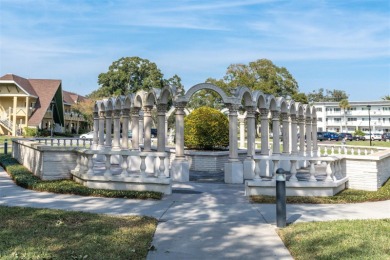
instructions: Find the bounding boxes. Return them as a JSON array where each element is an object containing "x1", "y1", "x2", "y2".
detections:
[
  {"x1": 171, "y1": 159, "x2": 189, "y2": 182},
  {"x1": 243, "y1": 159, "x2": 255, "y2": 180},
  {"x1": 224, "y1": 161, "x2": 243, "y2": 184}
]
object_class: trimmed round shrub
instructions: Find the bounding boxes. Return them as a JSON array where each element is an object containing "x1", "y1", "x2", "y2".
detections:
[{"x1": 184, "y1": 106, "x2": 229, "y2": 150}]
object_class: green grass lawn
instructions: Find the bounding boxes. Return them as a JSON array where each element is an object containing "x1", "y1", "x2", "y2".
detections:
[
  {"x1": 278, "y1": 219, "x2": 390, "y2": 260},
  {"x1": 0, "y1": 205, "x2": 157, "y2": 259}
]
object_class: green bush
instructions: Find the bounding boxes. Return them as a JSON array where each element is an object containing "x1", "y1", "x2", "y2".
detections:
[
  {"x1": 23, "y1": 127, "x2": 37, "y2": 137},
  {"x1": 184, "y1": 106, "x2": 229, "y2": 150},
  {"x1": 354, "y1": 129, "x2": 365, "y2": 136}
]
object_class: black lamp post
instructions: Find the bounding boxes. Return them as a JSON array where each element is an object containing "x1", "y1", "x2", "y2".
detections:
[{"x1": 367, "y1": 105, "x2": 371, "y2": 146}]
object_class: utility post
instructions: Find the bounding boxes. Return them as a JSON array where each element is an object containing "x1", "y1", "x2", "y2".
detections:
[{"x1": 276, "y1": 168, "x2": 286, "y2": 228}]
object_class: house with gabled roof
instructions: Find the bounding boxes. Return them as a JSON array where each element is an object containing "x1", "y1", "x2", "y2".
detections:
[{"x1": 0, "y1": 74, "x2": 89, "y2": 136}]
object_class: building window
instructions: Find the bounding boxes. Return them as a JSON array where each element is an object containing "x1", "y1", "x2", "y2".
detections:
[
  {"x1": 334, "y1": 108, "x2": 341, "y2": 112},
  {"x1": 334, "y1": 118, "x2": 341, "y2": 122},
  {"x1": 318, "y1": 117, "x2": 322, "y2": 122},
  {"x1": 317, "y1": 108, "x2": 322, "y2": 112},
  {"x1": 348, "y1": 118, "x2": 357, "y2": 121}
]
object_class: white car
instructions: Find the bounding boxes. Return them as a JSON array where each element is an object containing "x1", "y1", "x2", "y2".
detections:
[
  {"x1": 364, "y1": 133, "x2": 382, "y2": 141},
  {"x1": 80, "y1": 131, "x2": 94, "y2": 138}
]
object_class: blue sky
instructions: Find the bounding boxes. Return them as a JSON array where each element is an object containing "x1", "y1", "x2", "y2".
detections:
[{"x1": 0, "y1": 0, "x2": 389, "y2": 101}]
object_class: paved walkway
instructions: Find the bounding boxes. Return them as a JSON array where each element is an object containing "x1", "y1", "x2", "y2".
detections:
[{"x1": 0, "y1": 167, "x2": 389, "y2": 260}]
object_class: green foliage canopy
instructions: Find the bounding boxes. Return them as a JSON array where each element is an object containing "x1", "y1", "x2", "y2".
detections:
[
  {"x1": 89, "y1": 56, "x2": 183, "y2": 99},
  {"x1": 184, "y1": 107, "x2": 229, "y2": 150},
  {"x1": 307, "y1": 88, "x2": 349, "y2": 103}
]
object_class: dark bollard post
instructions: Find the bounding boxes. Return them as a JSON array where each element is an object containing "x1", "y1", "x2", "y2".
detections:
[
  {"x1": 4, "y1": 139, "x2": 8, "y2": 155},
  {"x1": 276, "y1": 168, "x2": 286, "y2": 228}
]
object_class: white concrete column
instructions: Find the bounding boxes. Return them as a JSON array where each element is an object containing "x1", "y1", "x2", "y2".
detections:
[
  {"x1": 25, "y1": 96, "x2": 29, "y2": 128},
  {"x1": 131, "y1": 108, "x2": 140, "y2": 150},
  {"x1": 92, "y1": 112, "x2": 99, "y2": 149},
  {"x1": 12, "y1": 96, "x2": 17, "y2": 136},
  {"x1": 112, "y1": 109, "x2": 121, "y2": 150},
  {"x1": 105, "y1": 110, "x2": 112, "y2": 149},
  {"x1": 306, "y1": 116, "x2": 312, "y2": 157},
  {"x1": 281, "y1": 112, "x2": 289, "y2": 155},
  {"x1": 121, "y1": 109, "x2": 130, "y2": 149},
  {"x1": 174, "y1": 102, "x2": 186, "y2": 158},
  {"x1": 157, "y1": 104, "x2": 167, "y2": 152},
  {"x1": 165, "y1": 118, "x2": 168, "y2": 145},
  {"x1": 298, "y1": 115, "x2": 305, "y2": 156},
  {"x1": 171, "y1": 101, "x2": 189, "y2": 182},
  {"x1": 98, "y1": 111, "x2": 105, "y2": 149},
  {"x1": 243, "y1": 106, "x2": 256, "y2": 180},
  {"x1": 228, "y1": 104, "x2": 239, "y2": 161},
  {"x1": 312, "y1": 118, "x2": 318, "y2": 156},
  {"x1": 239, "y1": 116, "x2": 246, "y2": 149},
  {"x1": 271, "y1": 110, "x2": 280, "y2": 155},
  {"x1": 143, "y1": 106, "x2": 153, "y2": 152},
  {"x1": 290, "y1": 114, "x2": 298, "y2": 156},
  {"x1": 246, "y1": 107, "x2": 256, "y2": 158},
  {"x1": 260, "y1": 108, "x2": 269, "y2": 155},
  {"x1": 138, "y1": 110, "x2": 144, "y2": 145}
]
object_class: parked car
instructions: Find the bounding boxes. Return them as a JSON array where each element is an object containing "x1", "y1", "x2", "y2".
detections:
[
  {"x1": 151, "y1": 128, "x2": 157, "y2": 138},
  {"x1": 353, "y1": 135, "x2": 365, "y2": 141},
  {"x1": 338, "y1": 133, "x2": 353, "y2": 141},
  {"x1": 321, "y1": 132, "x2": 340, "y2": 141},
  {"x1": 382, "y1": 133, "x2": 390, "y2": 142},
  {"x1": 80, "y1": 131, "x2": 94, "y2": 139},
  {"x1": 317, "y1": 132, "x2": 325, "y2": 141},
  {"x1": 364, "y1": 133, "x2": 382, "y2": 141}
]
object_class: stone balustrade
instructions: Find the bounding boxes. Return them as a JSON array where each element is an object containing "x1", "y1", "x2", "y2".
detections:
[
  {"x1": 35, "y1": 138, "x2": 92, "y2": 148},
  {"x1": 318, "y1": 144, "x2": 389, "y2": 156}
]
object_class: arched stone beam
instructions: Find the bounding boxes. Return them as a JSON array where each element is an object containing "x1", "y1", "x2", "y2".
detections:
[
  {"x1": 253, "y1": 91, "x2": 267, "y2": 109},
  {"x1": 311, "y1": 106, "x2": 317, "y2": 119},
  {"x1": 122, "y1": 94, "x2": 132, "y2": 110},
  {"x1": 166, "y1": 106, "x2": 191, "y2": 117},
  {"x1": 268, "y1": 96, "x2": 278, "y2": 111},
  {"x1": 234, "y1": 86, "x2": 254, "y2": 107},
  {"x1": 113, "y1": 96, "x2": 123, "y2": 111},
  {"x1": 304, "y1": 104, "x2": 312, "y2": 117},
  {"x1": 98, "y1": 100, "x2": 106, "y2": 113},
  {"x1": 277, "y1": 97, "x2": 288, "y2": 114},
  {"x1": 288, "y1": 100, "x2": 297, "y2": 115},
  {"x1": 158, "y1": 86, "x2": 174, "y2": 104},
  {"x1": 133, "y1": 91, "x2": 145, "y2": 108},
  {"x1": 94, "y1": 102, "x2": 99, "y2": 113},
  {"x1": 296, "y1": 103, "x2": 304, "y2": 117},
  {"x1": 103, "y1": 98, "x2": 113, "y2": 112},
  {"x1": 182, "y1": 83, "x2": 230, "y2": 103},
  {"x1": 144, "y1": 89, "x2": 158, "y2": 107}
]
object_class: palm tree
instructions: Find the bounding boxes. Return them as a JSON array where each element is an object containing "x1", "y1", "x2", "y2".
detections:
[
  {"x1": 382, "y1": 95, "x2": 390, "y2": 101},
  {"x1": 339, "y1": 99, "x2": 350, "y2": 132}
]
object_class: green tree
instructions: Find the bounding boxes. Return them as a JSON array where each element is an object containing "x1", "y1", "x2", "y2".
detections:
[
  {"x1": 292, "y1": 93, "x2": 309, "y2": 104},
  {"x1": 382, "y1": 95, "x2": 390, "y2": 101},
  {"x1": 307, "y1": 88, "x2": 349, "y2": 103},
  {"x1": 207, "y1": 59, "x2": 299, "y2": 97},
  {"x1": 90, "y1": 56, "x2": 182, "y2": 98},
  {"x1": 339, "y1": 99, "x2": 351, "y2": 132}
]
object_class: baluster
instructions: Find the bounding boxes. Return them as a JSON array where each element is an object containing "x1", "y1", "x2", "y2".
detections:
[
  {"x1": 44, "y1": 139, "x2": 48, "y2": 145},
  {"x1": 370, "y1": 149, "x2": 374, "y2": 154},
  {"x1": 158, "y1": 155, "x2": 166, "y2": 178},
  {"x1": 272, "y1": 160, "x2": 279, "y2": 180},
  {"x1": 289, "y1": 160, "x2": 298, "y2": 181},
  {"x1": 325, "y1": 161, "x2": 333, "y2": 181},
  {"x1": 86, "y1": 154, "x2": 94, "y2": 175},
  {"x1": 331, "y1": 146, "x2": 335, "y2": 155},
  {"x1": 63, "y1": 139, "x2": 66, "y2": 146},
  {"x1": 140, "y1": 154, "x2": 147, "y2": 178},
  {"x1": 308, "y1": 160, "x2": 317, "y2": 182},
  {"x1": 357, "y1": 148, "x2": 361, "y2": 155},
  {"x1": 365, "y1": 148, "x2": 368, "y2": 155},
  {"x1": 338, "y1": 146, "x2": 341, "y2": 154},
  {"x1": 104, "y1": 154, "x2": 112, "y2": 177},
  {"x1": 57, "y1": 139, "x2": 60, "y2": 146},
  {"x1": 50, "y1": 139, "x2": 54, "y2": 146},
  {"x1": 254, "y1": 158, "x2": 261, "y2": 180},
  {"x1": 351, "y1": 147, "x2": 354, "y2": 155},
  {"x1": 121, "y1": 154, "x2": 128, "y2": 176},
  {"x1": 76, "y1": 139, "x2": 80, "y2": 147},
  {"x1": 70, "y1": 139, "x2": 73, "y2": 147}
]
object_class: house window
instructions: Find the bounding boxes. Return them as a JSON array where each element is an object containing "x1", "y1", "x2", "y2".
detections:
[
  {"x1": 334, "y1": 108, "x2": 341, "y2": 112},
  {"x1": 348, "y1": 118, "x2": 357, "y2": 121},
  {"x1": 334, "y1": 118, "x2": 341, "y2": 122},
  {"x1": 317, "y1": 117, "x2": 322, "y2": 122},
  {"x1": 317, "y1": 108, "x2": 322, "y2": 112}
]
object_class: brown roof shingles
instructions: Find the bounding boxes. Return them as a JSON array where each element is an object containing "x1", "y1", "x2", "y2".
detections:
[
  {"x1": 0, "y1": 74, "x2": 38, "y2": 96},
  {"x1": 28, "y1": 79, "x2": 61, "y2": 126}
]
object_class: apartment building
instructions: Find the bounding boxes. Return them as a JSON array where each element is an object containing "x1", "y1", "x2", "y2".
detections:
[
  {"x1": 0, "y1": 74, "x2": 89, "y2": 136},
  {"x1": 314, "y1": 101, "x2": 390, "y2": 134}
]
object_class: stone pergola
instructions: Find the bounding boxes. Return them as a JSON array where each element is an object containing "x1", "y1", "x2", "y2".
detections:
[{"x1": 87, "y1": 83, "x2": 319, "y2": 184}]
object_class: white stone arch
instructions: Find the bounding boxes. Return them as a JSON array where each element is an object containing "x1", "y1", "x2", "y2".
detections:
[
  {"x1": 253, "y1": 91, "x2": 267, "y2": 109},
  {"x1": 158, "y1": 86, "x2": 174, "y2": 105},
  {"x1": 277, "y1": 97, "x2": 288, "y2": 114},
  {"x1": 288, "y1": 100, "x2": 297, "y2": 115},
  {"x1": 235, "y1": 86, "x2": 254, "y2": 107},
  {"x1": 182, "y1": 83, "x2": 230, "y2": 103},
  {"x1": 122, "y1": 95, "x2": 132, "y2": 110},
  {"x1": 133, "y1": 91, "x2": 145, "y2": 108},
  {"x1": 268, "y1": 96, "x2": 278, "y2": 111}
]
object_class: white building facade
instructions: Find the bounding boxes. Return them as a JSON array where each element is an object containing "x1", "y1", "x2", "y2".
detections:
[{"x1": 314, "y1": 100, "x2": 390, "y2": 134}]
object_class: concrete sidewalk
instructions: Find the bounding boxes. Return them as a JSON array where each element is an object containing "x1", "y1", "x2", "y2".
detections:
[{"x1": 1, "y1": 167, "x2": 389, "y2": 260}]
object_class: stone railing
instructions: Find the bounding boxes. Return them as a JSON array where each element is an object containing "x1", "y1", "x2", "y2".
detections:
[
  {"x1": 318, "y1": 144, "x2": 389, "y2": 156},
  {"x1": 35, "y1": 138, "x2": 92, "y2": 148}
]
